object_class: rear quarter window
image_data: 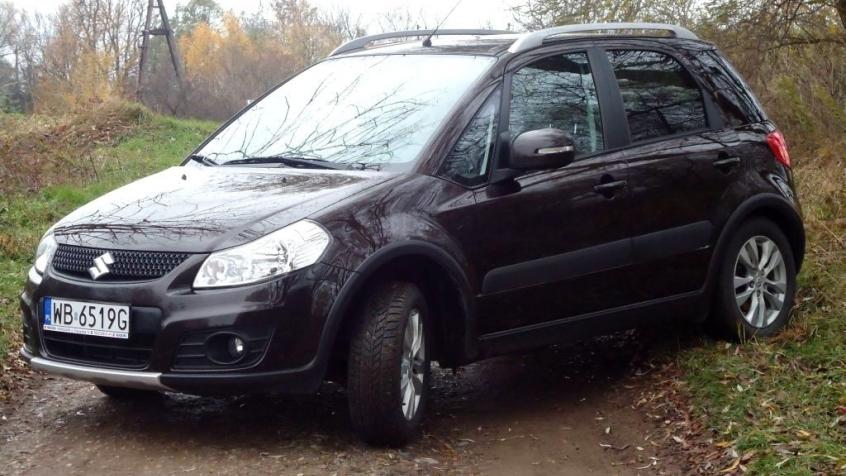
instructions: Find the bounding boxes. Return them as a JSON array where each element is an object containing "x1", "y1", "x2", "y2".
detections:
[{"x1": 694, "y1": 50, "x2": 765, "y2": 127}]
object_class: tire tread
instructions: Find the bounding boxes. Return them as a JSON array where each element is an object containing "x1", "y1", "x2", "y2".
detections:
[{"x1": 347, "y1": 281, "x2": 426, "y2": 446}]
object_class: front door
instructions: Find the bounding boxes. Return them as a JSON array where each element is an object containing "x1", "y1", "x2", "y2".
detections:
[{"x1": 465, "y1": 49, "x2": 634, "y2": 335}]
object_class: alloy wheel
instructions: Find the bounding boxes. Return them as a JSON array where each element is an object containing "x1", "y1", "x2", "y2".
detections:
[
  {"x1": 400, "y1": 308, "x2": 425, "y2": 420},
  {"x1": 733, "y1": 235, "x2": 788, "y2": 328}
]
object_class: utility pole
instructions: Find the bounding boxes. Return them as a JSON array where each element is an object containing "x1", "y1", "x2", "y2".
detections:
[{"x1": 136, "y1": 0, "x2": 186, "y2": 105}]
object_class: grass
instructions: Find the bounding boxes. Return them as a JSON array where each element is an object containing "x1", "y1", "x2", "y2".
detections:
[{"x1": 0, "y1": 107, "x2": 217, "y2": 360}]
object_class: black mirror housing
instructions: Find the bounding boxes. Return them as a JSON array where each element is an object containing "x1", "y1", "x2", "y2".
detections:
[{"x1": 509, "y1": 128, "x2": 576, "y2": 170}]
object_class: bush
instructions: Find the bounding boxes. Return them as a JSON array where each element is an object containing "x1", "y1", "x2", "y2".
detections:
[{"x1": 0, "y1": 100, "x2": 152, "y2": 194}]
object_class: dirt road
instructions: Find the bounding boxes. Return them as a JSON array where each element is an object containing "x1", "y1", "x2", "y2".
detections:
[{"x1": 0, "y1": 331, "x2": 685, "y2": 475}]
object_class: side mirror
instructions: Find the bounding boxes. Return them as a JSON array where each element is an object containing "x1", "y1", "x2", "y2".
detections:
[{"x1": 509, "y1": 128, "x2": 576, "y2": 170}]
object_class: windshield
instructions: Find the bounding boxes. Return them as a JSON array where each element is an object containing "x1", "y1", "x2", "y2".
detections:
[{"x1": 195, "y1": 54, "x2": 496, "y2": 170}]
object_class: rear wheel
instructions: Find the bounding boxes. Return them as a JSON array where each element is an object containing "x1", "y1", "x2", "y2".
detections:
[
  {"x1": 96, "y1": 385, "x2": 160, "y2": 399},
  {"x1": 713, "y1": 218, "x2": 797, "y2": 340},
  {"x1": 347, "y1": 281, "x2": 430, "y2": 446}
]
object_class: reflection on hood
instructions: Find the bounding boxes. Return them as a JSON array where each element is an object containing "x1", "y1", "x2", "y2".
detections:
[{"x1": 54, "y1": 166, "x2": 394, "y2": 253}]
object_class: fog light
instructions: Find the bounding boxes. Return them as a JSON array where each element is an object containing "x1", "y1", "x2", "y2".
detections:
[
  {"x1": 205, "y1": 332, "x2": 249, "y2": 365},
  {"x1": 228, "y1": 336, "x2": 246, "y2": 359}
]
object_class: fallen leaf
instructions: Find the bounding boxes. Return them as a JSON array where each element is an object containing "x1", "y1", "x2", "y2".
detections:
[{"x1": 720, "y1": 458, "x2": 741, "y2": 474}]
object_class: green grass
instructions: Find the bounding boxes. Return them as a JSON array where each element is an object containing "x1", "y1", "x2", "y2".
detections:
[
  {"x1": 680, "y1": 306, "x2": 846, "y2": 473},
  {"x1": 0, "y1": 112, "x2": 217, "y2": 359}
]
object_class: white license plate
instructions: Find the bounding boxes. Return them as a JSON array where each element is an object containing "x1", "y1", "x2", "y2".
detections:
[{"x1": 43, "y1": 297, "x2": 130, "y2": 339}]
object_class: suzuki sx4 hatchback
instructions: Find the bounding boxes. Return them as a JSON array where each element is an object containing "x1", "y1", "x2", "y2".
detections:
[{"x1": 21, "y1": 24, "x2": 804, "y2": 445}]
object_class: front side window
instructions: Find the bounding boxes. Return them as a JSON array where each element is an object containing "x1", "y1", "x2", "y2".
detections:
[
  {"x1": 607, "y1": 50, "x2": 707, "y2": 142},
  {"x1": 196, "y1": 55, "x2": 495, "y2": 169},
  {"x1": 509, "y1": 52, "x2": 604, "y2": 156},
  {"x1": 440, "y1": 88, "x2": 501, "y2": 185}
]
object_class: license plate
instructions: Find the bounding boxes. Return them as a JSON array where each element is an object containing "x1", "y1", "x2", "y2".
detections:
[{"x1": 43, "y1": 297, "x2": 130, "y2": 339}]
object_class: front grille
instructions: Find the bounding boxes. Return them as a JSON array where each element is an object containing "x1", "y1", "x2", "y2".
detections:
[
  {"x1": 52, "y1": 244, "x2": 190, "y2": 281},
  {"x1": 41, "y1": 306, "x2": 162, "y2": 369}
]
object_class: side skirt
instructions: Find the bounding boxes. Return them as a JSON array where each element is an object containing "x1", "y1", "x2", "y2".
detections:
[{"x1": 476, "y1": 290, "x2": 706, "y2": 358}]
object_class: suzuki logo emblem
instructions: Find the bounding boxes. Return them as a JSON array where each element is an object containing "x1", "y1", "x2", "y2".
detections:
[{"x1": 89, "y1": 252, "x2": 115, "y2": 280}]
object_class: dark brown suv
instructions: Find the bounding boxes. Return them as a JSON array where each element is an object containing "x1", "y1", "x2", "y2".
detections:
[{"x1": 21, "y1": 23, "x2": 804, "y2": 445}]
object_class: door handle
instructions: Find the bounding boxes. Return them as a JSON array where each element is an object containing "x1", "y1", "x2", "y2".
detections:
[
  {"x1": 593, "y1": 180, "x2": 627, "y2": 196},
  {"x1": 712, "y1": 156, "x2": 741, "y2": 170}
]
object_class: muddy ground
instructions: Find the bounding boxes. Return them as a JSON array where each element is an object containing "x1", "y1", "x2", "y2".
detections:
[{"x1": 0, "y1": 329, "x2": 691, "y2": 475}]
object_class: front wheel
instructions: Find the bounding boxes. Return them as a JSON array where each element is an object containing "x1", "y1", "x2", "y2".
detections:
[
  {"x1": 347, "y1": 281, "x2": 430, "y2": 446},
  {"x1": 712, "y1": 218, "x2": 797, "y2": 340}
]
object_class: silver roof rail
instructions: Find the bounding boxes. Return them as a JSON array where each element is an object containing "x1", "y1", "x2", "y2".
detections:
[
  {"x1": 329, "y1": 29, "x2": 514, "y2": 57},
  {"x1": 509, "y1": 22, "x2": 699, "y2": 53}
]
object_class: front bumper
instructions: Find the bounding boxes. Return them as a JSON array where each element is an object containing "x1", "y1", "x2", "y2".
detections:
[
  {"x1": 20, "y1": 256, "x2": 354, "y2": 395},
  {"x1": 19, "y1": 346, "x2": 328, "y2": 394},
  {"x1": 21, "y1": 347, "x2": 168, "y2": 391}
]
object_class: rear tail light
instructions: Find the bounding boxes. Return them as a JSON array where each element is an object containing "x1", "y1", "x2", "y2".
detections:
[{"x1": 766, "y1": 130, "x2": 791, "y2": 168}]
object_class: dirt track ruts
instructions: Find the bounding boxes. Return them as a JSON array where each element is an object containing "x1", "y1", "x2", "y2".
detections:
[{"x1": 0, "y1": 331, "x2": 686, "y2": 475}]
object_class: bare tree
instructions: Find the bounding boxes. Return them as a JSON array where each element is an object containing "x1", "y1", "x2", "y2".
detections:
[
  {"x1": 512, "y1": 0, "x2": 701, "y2": 30},
  {"x1": 0, "y1": 1, "x2": 17, "y2": 57},
  {"x1": 377, "y1": 8, "x2": 435, "y2": 32}
]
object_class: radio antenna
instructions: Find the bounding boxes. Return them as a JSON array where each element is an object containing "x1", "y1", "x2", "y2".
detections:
[{"x1": 422, "y1": 0, "x2": 464, "y2": 47}]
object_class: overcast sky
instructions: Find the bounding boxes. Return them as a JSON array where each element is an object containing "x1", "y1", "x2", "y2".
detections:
[{"x1": 11, "y1": 0, "x2": 525, "y2": 31}]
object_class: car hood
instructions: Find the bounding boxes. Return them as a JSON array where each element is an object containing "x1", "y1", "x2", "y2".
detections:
[{"x1": 53, "y1": 166, "x2": 398, "y2": 252}]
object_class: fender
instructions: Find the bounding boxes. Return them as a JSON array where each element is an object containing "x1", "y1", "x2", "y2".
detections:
[
  {"x1": 311, "y1": 240, "x2": 478, "y2": 378},
  {"x1": 703, "y1": 192, "x2": 805, "y2": 300}
]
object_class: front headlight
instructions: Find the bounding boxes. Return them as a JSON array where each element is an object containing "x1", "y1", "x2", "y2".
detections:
[
  {"x1": 193, "y1": 220, "x2": 330, "y2": 289},
  {"x1": 34, "y1": 234, "x2": 57, "y2": 274}
]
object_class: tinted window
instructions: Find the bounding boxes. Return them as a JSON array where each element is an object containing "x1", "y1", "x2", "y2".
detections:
[
  {"x1": 509, "y1": 52, "x2": 604, "y2": 155},
  {"x1": 607, "y1": 50, "x2": 706, "y2": 142},
  {"x1": 441, "y1": 88, "x2": 500, "y2": 185},
  {"x1": 197, "y1": 55, "x2": 495, "y2": 169},
  {"x1": 695, "y1": 51, "x2": 764, "y2": 126}
]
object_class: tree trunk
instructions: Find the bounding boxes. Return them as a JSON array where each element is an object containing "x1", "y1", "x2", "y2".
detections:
[{"x1": 838, "y1": 0, "x2": 846, "y2": 31}]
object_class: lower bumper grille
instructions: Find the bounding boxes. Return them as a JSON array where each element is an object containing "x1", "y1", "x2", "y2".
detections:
[{"x1": 42, "y1": 334, "x2": 152, "y2": 368}]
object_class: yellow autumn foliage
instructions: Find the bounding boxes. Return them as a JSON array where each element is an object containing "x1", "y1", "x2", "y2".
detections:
[
  {"x1": 34, "y1": 49, "x2": 116, "y2": 113},
  {"x1": 178, "y1": 13, "x2": 296, "y2": 118}
]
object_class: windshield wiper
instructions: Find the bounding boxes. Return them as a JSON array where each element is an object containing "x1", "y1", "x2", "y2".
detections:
[
  {"x1": 188, "y1": 154, "x2": 218, "y2": 166},
  {"x1": 221, "y1": 156, "x2": 346, "y2": 170}
]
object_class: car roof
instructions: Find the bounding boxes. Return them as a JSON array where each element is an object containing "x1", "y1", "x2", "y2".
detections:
[
  {"x1": 329, "y1": 24, "x2": 713, "y2": 59},
  {"x1": 338, "y1": 36, "x2": 519, "y2": 57}
]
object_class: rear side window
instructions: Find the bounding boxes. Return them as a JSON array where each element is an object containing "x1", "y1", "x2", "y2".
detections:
[
  {"x1": 509, "y1": 52, "x2": 604, "y2": 156},
  {"x1": 607, "y1": 50, "x2": 706, "y2": 142},
  {"x1": 695, "y1": 51, "x2": 764, "y2": 127}
]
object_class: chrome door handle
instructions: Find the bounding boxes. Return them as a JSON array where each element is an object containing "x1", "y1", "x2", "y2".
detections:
[
  {"x1": 713, "y1": 156, "x2": 741, "y2": 169},
  {"x1": 593, "y1": 180, "x2": 627, "y2": 195}
]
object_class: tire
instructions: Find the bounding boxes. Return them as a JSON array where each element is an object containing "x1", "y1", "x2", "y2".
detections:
[
  {"x1": 347, "y1": 281, "x2": 431, "y2": 446},
  {"x1": 712, "y1": 217, "x2": 797, "y2": 340},
  {"x1": 96, "y1": 384, "x2": 161, "y2": 399}
]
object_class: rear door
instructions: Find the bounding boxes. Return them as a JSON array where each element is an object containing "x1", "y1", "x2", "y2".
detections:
[{"x1": 602, "y1": 46, "x2": 748, "y2": 302}]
